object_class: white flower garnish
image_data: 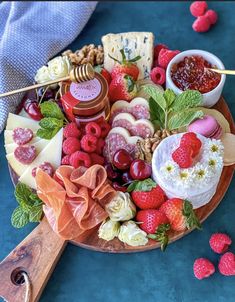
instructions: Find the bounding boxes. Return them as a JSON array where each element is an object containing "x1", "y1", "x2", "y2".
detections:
[
  {"x1": 204, "y1": 139, "x2": 224, "y2": 156},
  {"x1": 118, "y1": 221, "x2": 148, "y2": 247},
  {"x1": 203, "y1": 155, "x2": 223, "y2": 171},
  {"x1": 160, "y1": 160, "x2": 179, "y2": 179},
  {"x1": 98, "y1": 219, "x2": 120, "y2": 241},
  {"x1": 177, "y1": 169, "x2": 194, "y2": 187},
  {"x1": 105, "y1": 192, "x2": 136, "y2": 222},
  {"x1": 192, "y1": 164, "x2": 212, "y2": 186}
]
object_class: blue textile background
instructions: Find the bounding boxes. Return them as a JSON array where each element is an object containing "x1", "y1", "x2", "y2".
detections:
[{"x1": 0, "y1": 2, "x2": 234, "y2": 302}]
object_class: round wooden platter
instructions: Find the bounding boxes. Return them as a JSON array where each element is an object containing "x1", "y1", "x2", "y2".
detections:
[{"x1": 9, "y1": 97, "x2": 235, "y2": 253}]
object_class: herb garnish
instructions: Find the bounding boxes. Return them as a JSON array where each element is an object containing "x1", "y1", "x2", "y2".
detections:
[
  {"x1": 144, "y1": 86, "x2": 204, "y2": 131},
  {"x1": 11, "y1": 183, "x2": 43, "y2": 228}
]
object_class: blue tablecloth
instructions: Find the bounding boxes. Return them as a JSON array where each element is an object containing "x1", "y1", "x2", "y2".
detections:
[{"x1": 0, "y1": 2, "x2": 234, "y2": 302}]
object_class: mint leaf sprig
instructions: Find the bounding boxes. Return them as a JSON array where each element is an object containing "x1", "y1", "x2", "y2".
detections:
[
  {"x1": 37, "y1": 100, "x2": 67, "y2": 140},
  {"x1": 144, "y1": 87, "x2": 204, "y2": 131},
  {"x1": 11, "y1": 183, "x2": 43, "y2": 228}
]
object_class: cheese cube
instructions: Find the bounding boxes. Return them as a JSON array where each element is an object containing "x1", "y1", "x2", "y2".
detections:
[{"x1": 102, "y1": 32, "x2": 154, "y2": 80}]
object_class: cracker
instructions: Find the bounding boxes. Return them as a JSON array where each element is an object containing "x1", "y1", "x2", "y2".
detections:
[{"x1": 221, "y1": 133, "x2": 235, "y2": 165}]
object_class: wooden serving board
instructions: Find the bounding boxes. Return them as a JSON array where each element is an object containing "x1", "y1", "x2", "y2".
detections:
[{"x1": 0, "y1": 97, "x2": 234, "y2": 302}]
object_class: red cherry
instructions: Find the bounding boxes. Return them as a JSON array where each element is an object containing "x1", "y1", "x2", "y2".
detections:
[
  {"x1": 130, "y1": 159, "x2": 152, "y2": 180},
  {"x1": 104, "y1": 163, "x2": 120, "y2": 180},
  {"x1": 122, "y1": 171, "x2": 133, "y2": 185},
  {"x1": 23, "y1": 99, "x2": 43, "y2": 121},
  {"x1": 113, "y1": 149, "x2": 133, "y2": 170},
  {"x1": 112, "y1": 182, "x2": 127, "y2": 192}
]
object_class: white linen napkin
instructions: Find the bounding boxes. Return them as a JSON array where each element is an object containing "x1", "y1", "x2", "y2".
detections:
[{"x1": 0, "y1": 1, "x2": 97, "y2": 133}]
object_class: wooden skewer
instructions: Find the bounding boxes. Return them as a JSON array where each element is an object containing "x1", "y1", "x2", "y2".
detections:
[
  {"x1": 208, "y1": 68, "x2": 235, "y2": 75},
  {"x1": 0, "y1": 63, "x2": 95, "y2": 99}
]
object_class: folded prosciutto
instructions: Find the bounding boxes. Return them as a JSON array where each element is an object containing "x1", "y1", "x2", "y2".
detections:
[{"x1": 35, "y1": 164, "x2": 117, "y2": 241}]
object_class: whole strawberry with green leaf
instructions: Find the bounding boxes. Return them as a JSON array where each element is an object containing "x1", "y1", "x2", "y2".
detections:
[
  {"x1": 127, "y1": 178, "x2": 166, "y2": 209},
  {"x1": 94, "y1": 65, "x2": 112, "y2": 84},
  {"x1": 159, "y1": 198, "x2": 202, "y2": 231},
  {"x1": 136, "y1": 209, "x2": 170, "y2": 251},
  {"x1": 109, "y1": 73, "x2": 137, "y2": 102},
  {"x1": 109, "y1": 48, "x2": 141, "y2": 80}
]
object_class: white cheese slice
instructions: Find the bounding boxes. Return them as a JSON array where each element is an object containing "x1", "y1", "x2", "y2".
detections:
[
  {"x1": 7, "y1": 153, "x2": 30, "y2": 177},
  {"x1": 5, "y1": 138, "x2": 48, "y2": 155},
  {"x1": 6, "y1": 113, "x2": 39, "y2": 131},
  {"x1": 4, "y1": 130, "x2": 38, "y2": 145},
  {"x1": 19, "y1": 109, "x2": 30, "y2": 118},
  {"x1": 19, "y1": 129, "x2": 63, "y2": 189},
  {"x1": 102, "y1": 32, "x2": 154, "y2": 79}
]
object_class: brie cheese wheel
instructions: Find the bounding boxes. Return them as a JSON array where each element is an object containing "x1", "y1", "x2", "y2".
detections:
[
  {"x1": 102, "y1": 32, "x2": 154, "y2": 79},
  {"x1": 19, "y1": 129, "x2": 63, "y2": 189},
  {"x1": 152, "y1": 133, "x2": 223, "y2": 209}
]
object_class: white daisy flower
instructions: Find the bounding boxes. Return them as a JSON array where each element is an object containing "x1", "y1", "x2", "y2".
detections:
[
  {"x1": 204, "y1": 155, "x2": 223, "y2": 172},
  {"x1": 204, "y1": 139, "x2": 224, "y2": 156},
  {"x1": 160, "y1": 160, "x2": 179, "y2": 180},
  {"x1": 176, "y1": 169, "x2": 194, "y2": 188},
  {"x1": 192, "y1": 164, "x2": 212, "y2": 186}
]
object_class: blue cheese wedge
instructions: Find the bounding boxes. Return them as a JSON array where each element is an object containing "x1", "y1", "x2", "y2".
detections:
[{"x1": 102, "y1": 32, "x2": 154, "y2": 80}]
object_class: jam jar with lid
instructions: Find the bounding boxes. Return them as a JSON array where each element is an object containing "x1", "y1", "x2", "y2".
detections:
[{"x1": 60, "y1": 72, "x2": 110, "y2": 125}]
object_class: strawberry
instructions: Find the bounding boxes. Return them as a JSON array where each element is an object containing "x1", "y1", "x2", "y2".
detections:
[
  {"x1": 160, "y1": 198, "x2": 201, "y2": 231},
  {"x1": 109, "y1": 73, "x2": 137, "y2": 102},
  {"x1": 180, "y1": 132, "x2": 202, "y2": 158},
  {"x1": 172, "y1": 145, "x2": 193, "y2": 168},
  {"x1": 136, "y1": 209, "x2": 170, "y2": 251},
  {"x1": 94, "y1": 65, "x2": 112, "y2": 84},
  {"x1": 109, "y1": 49, "x2": 141, "y2": 81},
  {"x1": 127, "y1": 178, "x2": 166, "y2": 210}
]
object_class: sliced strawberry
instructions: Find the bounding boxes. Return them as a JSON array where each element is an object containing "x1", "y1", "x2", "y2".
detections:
[
  {"x1": 180, "y1": 132, "x2": 202, "y2": 158},
  {"x1": 172, "y1": 145, "x2": 193, "y2": 168}
]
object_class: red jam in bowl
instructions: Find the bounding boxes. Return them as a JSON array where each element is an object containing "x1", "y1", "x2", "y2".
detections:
[{"x1": 171, "y1": 55, "x2": 221, "y2": 93}]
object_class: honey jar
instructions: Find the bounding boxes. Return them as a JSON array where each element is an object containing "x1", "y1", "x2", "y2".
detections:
[{"x1": 60, "y1": 72, "x2": 110, "y2": 125}]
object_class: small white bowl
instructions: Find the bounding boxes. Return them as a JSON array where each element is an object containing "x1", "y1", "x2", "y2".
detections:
[{"x1": 166, "y1": 50, "x2": 226, "y2": 108}]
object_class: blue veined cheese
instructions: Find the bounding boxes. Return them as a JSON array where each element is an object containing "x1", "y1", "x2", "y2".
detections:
[{"x1": 102, "y1": 32, "x2": 154, "y2": 80}]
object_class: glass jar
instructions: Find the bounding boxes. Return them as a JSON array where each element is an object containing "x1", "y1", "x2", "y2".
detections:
[{"x1": 60, "y1": 72, "x2": 110, "y2": 126}]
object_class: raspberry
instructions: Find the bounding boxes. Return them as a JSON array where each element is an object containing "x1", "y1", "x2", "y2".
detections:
[
  {"x1": 218, "y1": 252, "x2": 235, "y2": 276},
  {"x1": 85, "y1": 122, "x2": 101, "y2": 138},
  {"x1": 172, "y1": 145, "x2": 193, "y2": 168},
  {"x1": 190, "y1": 1, "x2": 208, "y2": 17},
  {"x1": 96, "y1": 138, "x2": 105, "y2": 155},
  {"x1": 62, "y1": 137, "x2": 81, "y2": 155},
  {"x1": 193, "y1": 258, "x2": 215, "y2": 280},
  {"x1": 158, "y1": 49, "x2": 180, "y2": 69},
  {"x1": 154, "y1": 44, "x2": 168, "y2": 60},
  {"x1": 80, "y1": 134, "x2": 98, "y2": 153},
  {"x1": 150, "y1": 67, "x2": 166, "y2": 85},
  {"x1": 180, "y1": 132, "x2": 202, "y2": 157},
  {"x1": 205, "y1": 9, "x2": 218, "y2": 25},
  {"x1": 69, "y1": 151, "x2": 92, "y2": 168},
  {"x1": 61, "y1": 155, "x2": 70, "y2": 165},
  {"x1": 193, "y1": 16, "x2": 211, "y2": 33},
  {"x1": 209, "y1": 233, "x2": 232, "y2": 254},
  {"x1": 63, "y1": 122, "x2": 81, "y2": 138},
  {"x1": 90, "y1": 153, "x2": 105, "y2": 165},
  {"x1": 99, "y1": 121, "x2": 111, "y2": 138}
]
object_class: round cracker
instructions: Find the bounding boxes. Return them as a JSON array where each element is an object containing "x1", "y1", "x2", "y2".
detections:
[{"x1": 221, "y1": 133, "x2": 235, "y2": 165}]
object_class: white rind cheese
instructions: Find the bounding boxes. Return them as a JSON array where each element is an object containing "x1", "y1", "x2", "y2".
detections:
[
  {"x1": 19, "y1": 129, "x2": 63, "y2": 189},
  {"x1": 152, "y1": 133, "x2": 223, "y2": 209},
  {"x1": 102, "y1": 32, "x2": 154, "y2": 80}
]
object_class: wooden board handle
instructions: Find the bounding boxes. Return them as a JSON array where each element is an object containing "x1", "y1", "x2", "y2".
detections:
[{"x1": 0, "y1": 217, "x2": 67, "y2": 302}]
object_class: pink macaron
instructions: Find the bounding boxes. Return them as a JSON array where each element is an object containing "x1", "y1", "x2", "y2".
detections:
[{"x1": 188, "y1": 115, "x2": 223, "y2": 139}]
